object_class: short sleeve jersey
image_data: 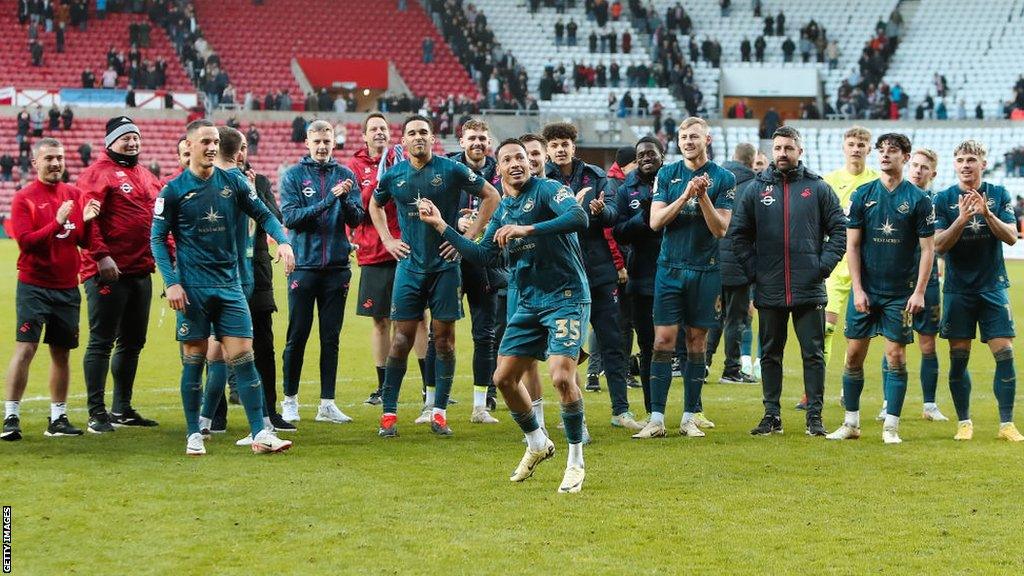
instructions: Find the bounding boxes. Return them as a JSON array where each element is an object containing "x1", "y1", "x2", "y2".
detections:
[
  {"x1": 847, "y1": 179, "x2": 934, "y2": 296},
  {"x1": 651, "y1": 159, "x2": 735, "y2": 270},
  {"x1": 373, "y1": 155, "x2": 484, "y2": 273},
  {"x1": 933, "y1": 183, "x2": 1015, "y2": 293}
]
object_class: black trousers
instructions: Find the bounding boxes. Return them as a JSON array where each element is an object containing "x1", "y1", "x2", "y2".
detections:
[
  {"x1": 82, "y1": 275, "x2": 151, "y2": 416},
  {"x1": 706, "y1": 284, "x2": 751, "y2": 373},
  {"x1": 589, "y1": 282, "x2": 629, "y2": 415},
  {"x1": 758, "y1": 304, "x2": 826, "y2": 418}
]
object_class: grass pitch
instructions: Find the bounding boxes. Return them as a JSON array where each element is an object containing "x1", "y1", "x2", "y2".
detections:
[{"x1": 1, "y1": 239, "x2": 1022, "y2": 575}]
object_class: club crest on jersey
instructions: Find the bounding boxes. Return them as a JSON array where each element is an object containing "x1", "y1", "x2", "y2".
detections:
[
  {"x1": 154, "y1": 197, "x2": 164, "y2": 215},
  {"x1": 220, "y1": 186, "x2": 232, "y2": 198},
  {"x1": 554, "y1": 187, "x2": 572, "y2": 203},
  {"x1": 760, "y1": 189, "x2": 776, "y2": 206},
  {"x1": 801, "y1": 188, "x2": 811, "y2": 198},
  {"x1": 178, "y1": 322, "x2": 190, "y2": 336},
  {"x1": 119, "y1": 182, "x2": 133, "y2": 194},
  {"x1": 897, "y1": 201, "x2": 910, "y2": 214},
  {"x1": 629, "y1": 198, "x2": 640, "y2": 209},
  {"x1": 431, "y1": 175, "x2": 443, "y2": 186},
  {"x1": 726, "y1": 187, "x2": 736, "y2": 200},
  {"x1": 56, "y1": 221, "x2": 76, "y2": 239},
  {"x1": 301, "y1": 186, "x2": 315, "y2": 197},
  {"x1": 467, "y1": 171, "x2": 478, "y2": 182},
  {"x1": 522, "y1": 198, "x2": 535, "y2": 212}
]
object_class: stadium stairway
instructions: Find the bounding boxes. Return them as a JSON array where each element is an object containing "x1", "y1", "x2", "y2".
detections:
[
  {"x1": 193, "y1": 0, "x2": 479, "y2": 107},
  {"x1": 0, "y1": 1, "x2": 193, "y2": 91}
]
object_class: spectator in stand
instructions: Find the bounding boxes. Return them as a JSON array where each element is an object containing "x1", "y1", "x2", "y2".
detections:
[
  {"x1": 56, "y1": 21, "x2": 65, "y2": 53},
  {"x1": 826, "y1": 40, "x2": 840, "y2": 70},
  {"x1": 976, "y1": 102, "x2": 985, "y2": 120},
  {"x1": 622, "y1": 30, "x2": 631, "y2": 53},
  {"x1": 126, "y1": 86, "x2": 136, "y2": 108},
  {"x1": 555, "y1": 18, "x2": 564, "y2": 46},
  {"x1": 764, "y1": 14, "x2": 774, "y2": 36},
  {"x1": 936, "y1": 99, "x2": 948, "y2": 120},
  {"x1": 754, "y1": 35, "x2": 766, "y2": 63},
  {"x1": 567, "y1": 18, "x2": 578, "y2": 46},
  {"x1": 29, "y1": 39, "x2": 43, "y2": 67},
  {"x1": 782, "y1": 36, "x2": 795, "y2": 62},
  {"x1": 0, "y1": 154, "x2": 14, "y2": 182},
  {"x1": 82, "y1": 68, "x2": 96, "y2": 89},
  {"x1": 48, "y1": 104, "x2": 61, "y2": 132},
  {"x1": 101, "y1": 66, "x2": 117, "y2": 89},
  {"x1": 740, "y1": 37, "x2": 751, "y2": 62},
  {"x1": 30, "y1": 106, "x2": 44, "y2": 138},
  {"x1": 61, "y1": 106, "x2": 74, "y2": 131},
  {"x1": 776, "y1": 10, "x2": 786, "y2": 35},
  {"x1": 422, "y1": 36, "x2": 434, "y2": 64},
  {"x1": 247, "y1": 124, "x2": 260, "y2": 156},
  {"x1": 291, "y1": 116, "x2": 307, "y2": 143},
  {"x1": 78, "y1": 142, "x2": 92, "y2": 167},
  {"x1": 148, "y1": 159, "x2": 161, "y2": 178}
]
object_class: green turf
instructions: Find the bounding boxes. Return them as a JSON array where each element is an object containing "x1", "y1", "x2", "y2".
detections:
[{"x1": 1, "y1": 238, "x2": 1022, "y2": 575}]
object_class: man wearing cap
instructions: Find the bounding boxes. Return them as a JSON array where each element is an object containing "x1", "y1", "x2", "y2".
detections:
[{"x1": 77, "y1": 116, "x2": 163, "y2": 433}]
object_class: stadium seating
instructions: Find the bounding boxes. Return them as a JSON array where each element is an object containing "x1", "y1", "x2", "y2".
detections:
[
  {"x1": 0, "y1": 4, "x2": 193, "y2": 91},
  {"x1": 648, "y1": 0, "x2": 899, "y2": 105},
  {"x1": 471, "y1": 0, "x2": 688, "y2": 118},
  {"x1": 0, "y1": 116, "x2": 443, "y2": 216},
  {"x1": 884, "y1": 0, "x2": 1024, "y2": 115},
  {"x1": 798, "y1": 124, "x2": 1024, "y2": 196},
  {"x1": 193, "y1": 0, "x2": 479, "y2": 106}
]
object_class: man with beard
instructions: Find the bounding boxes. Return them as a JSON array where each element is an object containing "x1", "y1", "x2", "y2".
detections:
[
  {"x1": 415, "y1": 137, "x2": 591, "y2": 493},
  {"x1": 77, "y1": 116, "x2": 162, "y2": 432},
  {"x1": 3, "y1": 139, "x2": 100, "y2": 441},
  {"x1": 369, "y1": 115, "x2": 499, "y2": 437},
  {"x1": 730, "y1": 126, "x2": 846, "y2": 437},
  {"x1": 348, "y1": 113, "x2": 429, "y2": 406},
  {"x1": 632, "y1": 118, "x2": 734, "y2": 439}
]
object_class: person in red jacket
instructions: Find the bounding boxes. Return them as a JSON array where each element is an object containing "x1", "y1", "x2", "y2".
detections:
[
  {"x1": 347, "y1": 112, "x2": 428, "y2": 405},
  {"x1": 77, "y1": 116, "x2": 163, "y2": 433},
  {"x1": 3, "y1": 138, "x2": 100, "y2": 441}
]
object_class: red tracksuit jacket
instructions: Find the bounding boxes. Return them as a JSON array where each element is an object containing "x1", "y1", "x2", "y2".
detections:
[
  {"x1": 76, "y1": 155, "x2": 161, "y2": 281},
  {"x1": 11, "y1": 180, "x2": 90, "y2": 289},
  {"x1": 347, "y1": 146, "x2": 403, "y2": 267}
]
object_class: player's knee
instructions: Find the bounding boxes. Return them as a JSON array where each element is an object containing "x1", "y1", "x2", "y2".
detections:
[
  {"x1": 551, "y1": 369, "x2": 575, "y2": 393},
  {"x1": 886, "y1": 350, "x2": 907, "y2": 368},
  {"x1": 995, "y1": 346, "x2": 1014, "y2": 362},
  {"x1": 653, "y1": 334, "x2": 675, "y2": 351},
  {"x1": 390, "y1": 331, "x2": 412, "y2": 356},
  {"x1": 918, "y1": 338, "x2": 936, "y2": 356},
  {"x1": 434, "y1": 334, "x2": 455, "y2": 354}
]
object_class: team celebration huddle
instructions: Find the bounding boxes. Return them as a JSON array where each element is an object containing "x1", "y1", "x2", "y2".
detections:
[{"x1": 5, "y1": 111, "x2": 1021, "y2": 495}]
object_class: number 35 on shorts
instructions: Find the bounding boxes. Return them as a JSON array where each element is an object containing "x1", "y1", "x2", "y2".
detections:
[{"x1": 554, "y1": 318, "x2": 581, "y2": 341}]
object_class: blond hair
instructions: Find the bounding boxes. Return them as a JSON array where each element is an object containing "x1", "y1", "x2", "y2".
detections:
[
  {"x1": 911, "y1": 148, "x2": 938, "y2": 168},
  {"x1": 953, "y1": 139, "x2": 987, "y2": 159},
  {"x1": 844, "y1": 125, "x2": 872, "y2": 142},
  {"x1": 461, "y1": 119, "x2": 489, "y2": 133},
  {"x1": 678, "y1": 116, "x2": 709, "y2": 132}
]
